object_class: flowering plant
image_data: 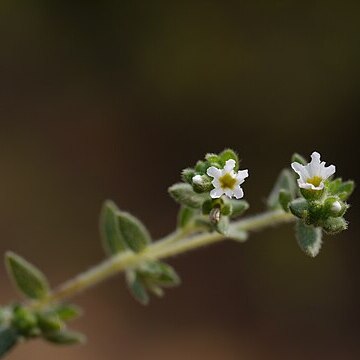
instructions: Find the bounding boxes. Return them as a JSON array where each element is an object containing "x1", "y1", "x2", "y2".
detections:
[{"x1": 0, "y1": 149, "x2": 354, "y2": 357}]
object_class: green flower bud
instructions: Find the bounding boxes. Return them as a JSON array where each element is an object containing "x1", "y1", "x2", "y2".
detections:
[
  {"x1": 323, "y1": 197, "x2": 347, "y2": 218},
  {"x1": 191, "y1": 175, "x2": 213, "y2": 193},
  {"x1": 322, "y1": 217, "x2": 348, "y2": 234}
]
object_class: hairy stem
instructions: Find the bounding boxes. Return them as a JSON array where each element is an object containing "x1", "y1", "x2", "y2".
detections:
[{"x1": 29, "y1": 209, "x2": 294, "y2": 310}]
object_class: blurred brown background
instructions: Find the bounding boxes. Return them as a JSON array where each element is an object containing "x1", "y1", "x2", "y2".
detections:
[{"x1": 1, "y1": 1, "x2": 360, "y2": 359}]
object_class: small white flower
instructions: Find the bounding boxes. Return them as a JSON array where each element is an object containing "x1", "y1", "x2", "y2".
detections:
[
  {"x1": 291, "y1": 151, "x2": 336, "y2": 191},
  {"x1": 206, "y1": 159, "x2": 249, "y2": 199}
]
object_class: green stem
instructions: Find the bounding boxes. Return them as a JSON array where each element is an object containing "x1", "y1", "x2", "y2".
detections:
[{"x1": 29, "y1": 210, "x2": 294, "y2": 310}]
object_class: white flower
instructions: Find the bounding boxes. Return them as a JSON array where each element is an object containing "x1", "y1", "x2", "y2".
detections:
[
  {"x1": 291, "y1": 151, "x2": 336, "y2": 191},
  {"x1": 206, "y1": 159, "x2": 249, "y2": 199}
]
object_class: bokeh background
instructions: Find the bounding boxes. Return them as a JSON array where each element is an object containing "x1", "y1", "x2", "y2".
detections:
[{"x1": 1, "y1": 1, "x2": 360, "y2": 359}]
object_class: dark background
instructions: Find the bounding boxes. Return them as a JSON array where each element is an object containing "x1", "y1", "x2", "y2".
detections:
[{"x1": 1, "y1": 1, "x2": 359, "y2": 359}]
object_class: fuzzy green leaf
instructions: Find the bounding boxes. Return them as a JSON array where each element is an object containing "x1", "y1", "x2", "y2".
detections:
[
  {"x1": 230, "y1": 200, "x2": 249, "y2": 218},
  {"x1": 291, "y1": 153, "x2": 307, "y2": 165},
  {"x1": 295, "y1": 221, "x2": 322, "y2": 257},
  {"x1": 100, "y1": 200, "x2": 127, "y2": 256},
  {"x1": 126, "y1": 270, "x2": 149, "y2": 305},
  {"x1": 53, "y1": 304, "x2": 82, "y2": 322},
  {"x1": 267, "y1": 169, "x2": 297, "y2": 209},
  {"x1": 169, "y1": 183, "x2": 207, "y2": 208},
  {"x1": 44, "y1": 330, "x2": 86, "y2": 345},
  {"x1": 117, "y1": 212, "x2": 151, "y2": 253},
  {"x1": 227, "y1": 229, "x2": 248, "y2": 242},
  {"x1": 177, "y1": 207, "x2": 196, "y2": 229},
  {"x1": 0, "y1": 327, "x2": 18, "y2": 357},
  {"x1": 5, "y1": 252, "x2": 49, "y2": 300},
  {"x1": 139, "y1": 261, "x2": 181, "y2": 288}
]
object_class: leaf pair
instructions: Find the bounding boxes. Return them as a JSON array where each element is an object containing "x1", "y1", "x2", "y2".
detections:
[
  {"x1": 126, "y1": 261, "x2": 181, "y2": 305},
  {"x1": 100, "y1": 200, "x2": 151, "y2": 255}
]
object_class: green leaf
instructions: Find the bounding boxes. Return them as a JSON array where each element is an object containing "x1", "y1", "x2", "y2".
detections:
[
  {"x1": 44, "y1": 330, "x2": 86, "y2": 345},
  {"x1": 177, "y1": 207, "x2": 196, "y2": 229},
  {"x1": 168, "y1": 183, "x2": 207, "y2": 208},
  {"x1": 100, "y1": 200, "x2": 127, "y2": 256},
  {"x1": 327, "y1": 179, "x2": 354, "y2": 201},
  {"x1": 139, "y1": 261, "x2": 181, "y2": 288},
  {"x1": 0, "y1": 327, "x2": 18, "y2": 357},
  {"x1": 278, "y1": 189, "x2": 292, "y2": 212},
  {"x1": 219, "y1": 149, "x2": 239, "y2": 170},
  {"x1": 37, "y1": 313, "x2": 63, "y2": 333},
  {"x1": 117, "y1": 211, "x2": 151, "y2": 253},
  {"x1": 267, "y1": 169, "x2": 297, "y2": 209},
  {"x1": 5, "y1": 252, "x2": 49, "y2": 300},
  {"x1": 126, "y1": 270, "x2": 149, "y2": 305},
  {"x1": 230, "y1": 200, "x2": 249, "y2": 218},
  {"x1": 227, "y1": 229, "x2": 248, "y2": 242},
  {"x1": 53, "y1": 304, "x2": 82, "y2": 322},
  {"x1": 291, "y1": 153, "x2": 307, "y2": 165},
  {"x1": 295, "y1": 221, "x2": 322, "y2": 257},
  {"x1": 215, "y1": 216, "x2": 229, "y2": 235}
]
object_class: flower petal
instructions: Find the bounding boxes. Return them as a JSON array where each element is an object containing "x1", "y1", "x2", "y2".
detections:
[
  {"x1": 224, "y1": 159, "x2": 236, "y2": 172},
  {"x1": 321, "y1": 164, "x2": 336, "y2": 179},
  {"x1": 236, "y1": 169, "x2": 249, "y2": 182},
  {"x1": 207, "y1": 166, "x2": 221, "y2": 178},
  {"x1": 224, "y1": 189, "x2": 234, "y2": 198},
  {"x1": 210, "y1": 187, "x2": 224, "y2": 198},
  {"x1": 233, "y1": 186, "x2": 244, "y2": 199}
]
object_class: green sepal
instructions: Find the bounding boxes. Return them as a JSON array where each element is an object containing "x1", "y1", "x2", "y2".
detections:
[
  {"x1": 169, "y1": 183, "x2": 207, "y2": 209},
  {"x1": 44, "y1": 330, "x2": 86, "y2": 345},
  {"x1": 181, "y1": 168, "x2": 196, "y2": 184},
  {"x1": 5, "y1": 252, "x2": 49, "y2": 300},
  {"x1": 227, "y1": 229, "x2": 248, "y2": 242},
  {"x1": 138, "y1": 261, "x2": 181, "y2": 288},
  {"x1": 291, "y1": 153, "x2": 307, "y2": 165},
  {"x1": 177, "y1": 206, "x2": 196, "y2": 229},
  {"x1": 0, "y1": 327, "x2": 19, "y2": 357},
  {"x1": 100, "y1": 200, "x2": 127, "y2": 256},
  {"x1": 219, "y1": 149, "x2": 239, "y2": 170},
  {"x1": 126, "y1": 270, "x2": 150, "y2": 305},
  {"x1": 117, "y1": 211, "x2": 151, "y2": 253},
  {"x1": 267, "y1": 169, "x2": 296, "y2": 209},
  {"x1": 230, "y1": 200, "x2": 249, "y2": 218},
  {"x1": 53, "y1": 304, "x2": 82, "y2": 322},
  {"x1": 289, "y1": 198, "x2": 309, "y2": 219},
  {"x1": 322, "y1": 217, "x2": 348, "y2": 235},
  {"x1": 295, "y1": 221, "x2": 322, "y2": 257},
  {"x1": 300, "y1": 187, "x2": 324, "y2": 201}
]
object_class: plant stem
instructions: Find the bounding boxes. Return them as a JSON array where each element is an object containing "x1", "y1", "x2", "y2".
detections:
[{"x1": 29, "y1": 209, "x2": 294, "y2": 310}]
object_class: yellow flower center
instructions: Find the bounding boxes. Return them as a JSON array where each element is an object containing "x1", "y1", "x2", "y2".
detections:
[
  {"x1": 307, "y1": 176, "x2": 323, "y2": 187},
  {"x1": 219, "y1": 173, "x2": 236, "y2": 189}
]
